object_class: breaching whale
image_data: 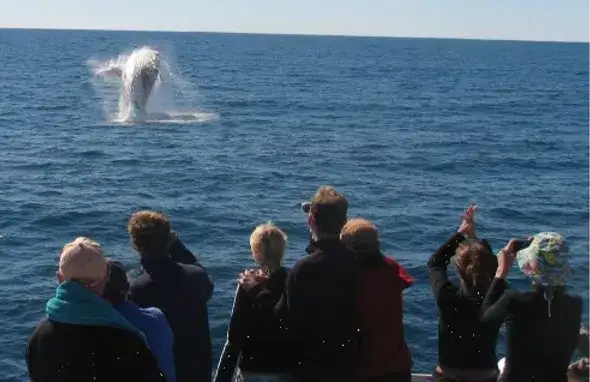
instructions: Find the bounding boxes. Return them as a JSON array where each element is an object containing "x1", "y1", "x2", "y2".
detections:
[{"x1": 97, "y1": 47, "x2": 161, "y2": 117}]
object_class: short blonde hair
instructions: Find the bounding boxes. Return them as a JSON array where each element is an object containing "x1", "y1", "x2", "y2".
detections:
[
  {"x1": 340, "y1": 218, "x2": 380, "y2": 253},
  {"x1": 249, "y1": 223, "x2": 287, "y2": 269}
]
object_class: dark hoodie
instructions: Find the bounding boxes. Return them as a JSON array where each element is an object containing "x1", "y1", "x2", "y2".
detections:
[
  {"x1": 275, "y1": 239, "x2": 363, "y2": 382},
  {"x1": 357, "y1": 251, "x2": 414, "y2": 380},
  {"x1": 214, "y1": 267, "x2": 294, "y2": 382},
  {"x1": 128, "y1": 238, "x2": 214, "y2": 382},
  {"x1": 427, "y1": 232, "x2": 501, "y2": 371}
]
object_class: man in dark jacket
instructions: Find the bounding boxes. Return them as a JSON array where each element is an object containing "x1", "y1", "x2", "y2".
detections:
[
  {"x1": 27, "y1": 237, "x2": 166, "y2": 382},
  {"x1": 127, "y1": 211, "x2": 214, "y2": 382},
  {"x1": 278, "y1": 186, "x2": 363, "y2": 382}
]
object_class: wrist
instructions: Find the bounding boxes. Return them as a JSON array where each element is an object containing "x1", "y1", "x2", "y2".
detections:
[
  {"x1": 458, "y1": 230, "x2": 473, "y2": 239},
  {"x1": 495, "y1": 269, "x2": 509, "y2": 279}
]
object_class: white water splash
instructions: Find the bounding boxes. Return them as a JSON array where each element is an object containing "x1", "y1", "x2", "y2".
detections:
[{"x1": 88, "y1": 46, "x2": 218, "y2": 124}]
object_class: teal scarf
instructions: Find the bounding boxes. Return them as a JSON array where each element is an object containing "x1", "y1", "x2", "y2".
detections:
[{"x1": 46, "y1": 281, "x2": 147, "y2": 344}]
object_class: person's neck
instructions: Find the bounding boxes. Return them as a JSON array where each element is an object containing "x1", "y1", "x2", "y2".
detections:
[{"x1": 459, "y1": 278, "x2": 484, "y2": 297}]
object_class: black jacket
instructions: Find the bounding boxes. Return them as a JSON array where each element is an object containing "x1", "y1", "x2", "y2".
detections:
[
  {"x1": 27, "y1": 318, "x2": 166, "y2": 382},
  {"x1": 481, "y1": 278, "x2": 582, "y2": 382},
  {"x1": 427, "y1": 232, "x2": 502, "y2": 371},
  {"x1": 214, "y1": 267, "x2": 294, "y2": 382},
  {"x1": 275, "y1": 239, "x2": 363, "y2": 382},
  {"x1": 128, "y1": 238, "x2": 214, "y2": 382}
]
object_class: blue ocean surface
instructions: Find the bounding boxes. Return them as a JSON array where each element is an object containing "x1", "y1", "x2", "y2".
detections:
[{"x1": 0, "y1": 29, "x2": 588, "y2": 380}]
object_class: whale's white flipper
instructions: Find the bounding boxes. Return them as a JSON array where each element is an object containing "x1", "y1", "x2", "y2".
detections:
[{"x1": 96, "y1": 67, "x2": 123, "y2": 78}]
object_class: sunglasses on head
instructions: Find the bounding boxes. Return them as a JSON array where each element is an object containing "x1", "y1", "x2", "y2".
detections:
[{"x1": 301, "y1": 202, "x2": 311, "y2": 214}]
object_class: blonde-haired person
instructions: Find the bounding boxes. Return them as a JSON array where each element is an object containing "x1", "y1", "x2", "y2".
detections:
[
  {"x1": 427, "y1": 205, "x2": 502, "y2": 382},
  {"x1": 214, "y1": 223, "x2": 295, "y2": 382},
  {"x1": 481, "y1": 232, "x2": 582, "y2": 382},
  {"x1": 340, "y1": 218, "x2": 414, "y2": 382}
]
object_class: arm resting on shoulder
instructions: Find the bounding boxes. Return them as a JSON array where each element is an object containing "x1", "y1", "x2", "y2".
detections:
[{"x1": 427, "y1": 232, "x2": 465, "y2": 301}]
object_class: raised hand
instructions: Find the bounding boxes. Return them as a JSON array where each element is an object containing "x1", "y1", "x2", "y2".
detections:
[
  {"x1": 238, "y1": 268, "x2": 268, "y2": 287},
  {"x1": 458, "y1": 204, "x2": 478, "y2": 238},
  {"x1": 496, "y1": 239, "x2": 519, "y2": 278}
]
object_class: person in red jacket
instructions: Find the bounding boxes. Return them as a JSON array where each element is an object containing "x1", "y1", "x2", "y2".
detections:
[{"x1": 340, "y1": 218, "x2": 414, "y2": 382}]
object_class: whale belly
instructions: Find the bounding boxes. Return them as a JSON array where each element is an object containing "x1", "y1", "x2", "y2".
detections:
[{"x1": 122, "y1": 63, "x2": 158, "y2": 112}]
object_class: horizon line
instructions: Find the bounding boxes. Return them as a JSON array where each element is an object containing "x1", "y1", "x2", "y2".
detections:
[{"x1": 0, "y1": 26, "x2": 588, "y2": 44}]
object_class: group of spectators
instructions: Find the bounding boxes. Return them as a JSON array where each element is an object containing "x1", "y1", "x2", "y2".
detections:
[{"x1": 25, "y1": 185, "x2": 588, "y2": 382}]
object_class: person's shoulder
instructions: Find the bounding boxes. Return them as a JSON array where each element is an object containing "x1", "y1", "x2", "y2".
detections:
[
  {"x1": 138, "y1": 307, "x2": 173, "y2": 334},
  {"x1": 104, "y1": 325, "x2": 148, "y2": 346},
  {"x1": 501, "y1": 289, "x2": 535, "y2": 306},
  {"x1": 34, "y1": 317, "x2": 52, "y2": 330},
  {"x1": 291, "y1": 253, "x2": 319, "y2": 271},
  {"x1": 564, "y1": 293, "x2": 584, "y2": 311},
  {"x1": 128, "y1": 268, "x2": 151, "y2": 288},
  {"x1": 141, "y1": 305, "x2": 164, "y2": 315},
  {"x1": 565, "y1": 293, "x2": 583, "y2": 303},
  {"x1": 30, "y1": 318, "x2": 53, "y2": 339},
  {"x1": 176, "y1": 261, "x2": 207, "y2": 276},
  {"x1": 140, "y1": 306, "x2": 167, "y2": 322},
  {"x1": 383, "y1": 255, "x2": 414, "y2": 288},
  {"x1": 277, "y1": 266, "x2": 290, "y2": 280}
]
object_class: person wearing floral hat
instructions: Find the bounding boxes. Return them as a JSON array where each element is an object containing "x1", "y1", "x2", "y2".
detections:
[{"x1": 481, "y1": 232, "x2": 583, "y2": 382}]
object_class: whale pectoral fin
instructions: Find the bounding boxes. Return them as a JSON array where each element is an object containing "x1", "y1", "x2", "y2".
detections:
[{"x1": 97, "y1": 67, "x2": 122, "y2": 78}]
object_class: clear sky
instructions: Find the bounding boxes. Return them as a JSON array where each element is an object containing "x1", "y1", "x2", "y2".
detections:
[{"x1": 0, "y1": 0, "x2": 588, "y2": 42}]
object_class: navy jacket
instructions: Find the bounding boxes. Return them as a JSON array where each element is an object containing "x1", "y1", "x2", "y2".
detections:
[
  {"x1": 115, "y1": 301, "x2": 176, "y2": 382},
  {"x1": 128, "y1": 238, "x2": 214, "y2": 382}
]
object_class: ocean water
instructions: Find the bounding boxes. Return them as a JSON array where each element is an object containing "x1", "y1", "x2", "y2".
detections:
[{"x1": 0, "y1": 29, "x2": 588, "y2": 380}]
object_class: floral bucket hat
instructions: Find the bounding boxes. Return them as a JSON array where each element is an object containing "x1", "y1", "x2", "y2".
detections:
[{"x1": 516, "y1": 232, "x2": 571, "y2": 287}]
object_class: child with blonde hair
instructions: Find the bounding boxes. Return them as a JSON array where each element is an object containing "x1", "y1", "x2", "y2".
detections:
[{"x1": 214, "y1": 223, "x2": 294, "y2": 382}]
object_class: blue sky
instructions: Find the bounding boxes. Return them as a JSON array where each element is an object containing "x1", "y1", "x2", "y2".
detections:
[{"x1": 0, "y1": 0, "x2": 588, "y2": 42}]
